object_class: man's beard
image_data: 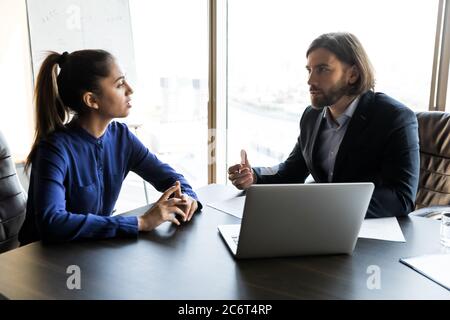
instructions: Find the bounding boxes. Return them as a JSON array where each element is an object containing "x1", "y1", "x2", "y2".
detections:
[{"x1": 310, "y1": 78, "x2": 350, "y2": 110}]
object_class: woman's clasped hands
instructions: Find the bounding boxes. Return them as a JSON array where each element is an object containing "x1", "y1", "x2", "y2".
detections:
[{"x1": 137, "y1": 181, "x2": 198, "y2": 231}]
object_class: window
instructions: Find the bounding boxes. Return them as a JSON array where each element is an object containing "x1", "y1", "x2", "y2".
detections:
[
  {"x1": 226, "y1": 0, "x2": 439, "y2": 172},
  {"x1": 0, "y1": 0, "x2": 33, "y2": 163},
  {"x1": 129, "y1": 0, "x2": 208, "y2": 188},
  {"x1": 114, "y1": 0, "x2": 208, "y2": 212},
  {"x1": 1, "y1": 0, "x2": 447, "y2": 200}
]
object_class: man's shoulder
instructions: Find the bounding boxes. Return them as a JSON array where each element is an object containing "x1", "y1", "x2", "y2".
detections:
[
  {"x1": 367, "y1": 91, "x2": 414, "y2": 114},
  {"x1": 362, "y1": 91, "x2": 416, "y2": 123}
]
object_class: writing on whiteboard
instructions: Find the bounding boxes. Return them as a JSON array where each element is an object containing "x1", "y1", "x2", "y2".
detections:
[{"x1": 66, "y1": 5, "x2": 81, "y2": 31}]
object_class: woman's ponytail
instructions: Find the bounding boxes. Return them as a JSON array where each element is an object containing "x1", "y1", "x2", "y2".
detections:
[{"x1": 25, "y1": 52, "x2": 69, "y2": 171}]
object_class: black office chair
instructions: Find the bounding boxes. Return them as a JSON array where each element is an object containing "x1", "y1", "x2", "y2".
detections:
[
  {"x1": 409, "y1": 111, "x2": 450, "y2": 219},
  {"x1": 0, "y1": 130, "x2": 27, "y2": 253}
]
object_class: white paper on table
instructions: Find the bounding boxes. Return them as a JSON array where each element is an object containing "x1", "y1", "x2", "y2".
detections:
[
  {"x1": 207, "y1": 196, "x2": 246, "y2": 219},
  {"x1": 400, "y1": 254, "x2": 450, "y2": 290},
  {"x1": 358, "y1": 217, "x2": 406, "y2": 242}
]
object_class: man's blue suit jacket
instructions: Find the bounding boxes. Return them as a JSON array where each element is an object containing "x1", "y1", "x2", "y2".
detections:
[{"x1": 253, "y1": 90, "x2": 420, "y2": 218}]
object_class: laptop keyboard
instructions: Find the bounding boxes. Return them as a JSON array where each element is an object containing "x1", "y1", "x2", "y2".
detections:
[{"x1": 232, "y1": 236, "x2": 239, "y2": 245}]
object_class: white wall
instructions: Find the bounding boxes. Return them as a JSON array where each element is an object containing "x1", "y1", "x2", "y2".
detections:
[{"x1": 0, "y1": 0, "x2": 34, "y2": 162}]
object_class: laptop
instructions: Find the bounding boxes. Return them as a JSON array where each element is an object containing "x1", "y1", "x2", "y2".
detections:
[{"x1": 218, "y1": 183, "x2": 374, "y2": 259}]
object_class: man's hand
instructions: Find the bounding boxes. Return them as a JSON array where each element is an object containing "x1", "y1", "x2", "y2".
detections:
[{"x1": 227, "y1": 149, "x2": 255, "y2": 190}]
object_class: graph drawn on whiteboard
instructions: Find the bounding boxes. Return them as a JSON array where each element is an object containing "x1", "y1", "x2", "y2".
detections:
[{"x1": 26, "y1": 0, "x2": 136, "y2": 85}]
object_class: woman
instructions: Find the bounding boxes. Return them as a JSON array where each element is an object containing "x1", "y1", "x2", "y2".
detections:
[{"x1": 19, "y1": 49, "x2": 201, "y2": 244}]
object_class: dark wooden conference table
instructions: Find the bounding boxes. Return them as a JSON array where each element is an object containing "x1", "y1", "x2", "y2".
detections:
[{"x1": 0, "y1": 184, "x2": 449, "y2": 299}]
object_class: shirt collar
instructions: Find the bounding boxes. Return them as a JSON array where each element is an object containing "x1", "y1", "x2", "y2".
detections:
[
  {"x1": 323, "y1": 96, "x2": 361, "y2": 128},
  {"x1": 67, "y1": 120, "x2": 109, "y2": 145},
  {"x1": 342, "y1": 95, "x2": 360, "y2": 118}
]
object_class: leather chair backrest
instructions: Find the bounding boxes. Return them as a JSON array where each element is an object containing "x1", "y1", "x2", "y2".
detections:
[
  {"x1": 415, "y1": 111, "x2": 450, "y2": 209},
  {"x1": 0, "y1": 131, "x2": 26, "y2": 253}
]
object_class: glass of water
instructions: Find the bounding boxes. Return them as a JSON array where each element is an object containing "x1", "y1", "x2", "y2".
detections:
[{"x1": 440, "y1": 212, "x2": 450, "y2": 247}]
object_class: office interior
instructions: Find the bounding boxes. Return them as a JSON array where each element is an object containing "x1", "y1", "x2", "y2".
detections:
[{"x1": 0, "y1": 0, "x2": 450, "y2": 300}]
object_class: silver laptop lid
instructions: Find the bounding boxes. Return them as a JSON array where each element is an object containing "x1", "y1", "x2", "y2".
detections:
[{"x1": 235, "y1": 183, "x2": 374, "y2": 259}]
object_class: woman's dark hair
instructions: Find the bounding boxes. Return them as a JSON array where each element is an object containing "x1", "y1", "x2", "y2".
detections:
[
  {"x1": 306, "y1": 32, "x2": 375, "y2": 95},
  {"x1": 26, "y1": 49, "x2": 114, "y2": 170}
]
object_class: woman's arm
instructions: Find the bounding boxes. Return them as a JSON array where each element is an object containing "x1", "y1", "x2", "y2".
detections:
[{"x1": 32, "y1": 141, "x2": 139, "y2": 242}]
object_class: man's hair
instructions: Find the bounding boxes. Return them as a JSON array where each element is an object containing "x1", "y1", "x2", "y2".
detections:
[{"x1": 306, "y1": 32, "x2": 375, "y2": 95}]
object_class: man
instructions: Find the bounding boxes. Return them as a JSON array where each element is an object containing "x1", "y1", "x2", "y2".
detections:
[{"x1": 228, "y1": 32, "x2": 419, "y2": 218}]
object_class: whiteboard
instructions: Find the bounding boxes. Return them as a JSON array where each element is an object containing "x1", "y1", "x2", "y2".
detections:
[{"x1": 26, "y1": 0, "x2": 136, "y2": 85}]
